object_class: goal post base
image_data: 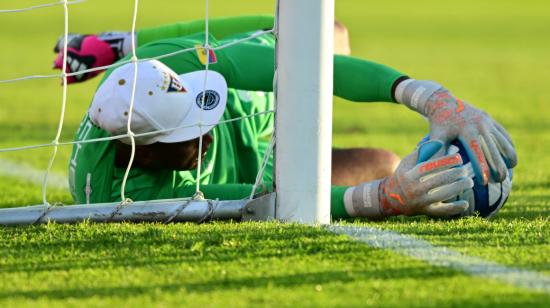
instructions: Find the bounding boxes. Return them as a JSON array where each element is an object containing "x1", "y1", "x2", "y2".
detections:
[
  {"x1": 242, "y1": 192, "x2": 276, "y2": 221},
  {"x1": 0, "y1": 193, "x2": 277, "y2": 226}
]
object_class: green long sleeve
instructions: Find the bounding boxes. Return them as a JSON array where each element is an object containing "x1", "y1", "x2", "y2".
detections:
[
  {"x1": 118, "y1": 36, "x2": 405, "y2": 103},
  {"x1": 334, "y1": 56, "x2": 403, "y2": 103},
  {"x1": 138, "y1": 15, "x2": 274, "y2": 45},
  {"x1": 223, "y1": 46, "x2": 404, "y2": 102}
]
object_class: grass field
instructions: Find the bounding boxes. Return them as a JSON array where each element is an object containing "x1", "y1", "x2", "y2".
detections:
[{"x1": 1, "y1": 0, "x2": 549, "y2": 306}]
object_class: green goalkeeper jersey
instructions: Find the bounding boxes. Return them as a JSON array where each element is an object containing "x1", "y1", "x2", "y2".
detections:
[{"x1": 69, "y1": 17, "x2": 405, "y2": 218}]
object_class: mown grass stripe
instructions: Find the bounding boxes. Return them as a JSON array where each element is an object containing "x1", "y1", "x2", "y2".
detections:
[
  {"x1": 0, "y1": 158, "x2": 67, "y2": 190},
  {"x1": 328, "y1": 225, "x2": 550, "y2": 294}
]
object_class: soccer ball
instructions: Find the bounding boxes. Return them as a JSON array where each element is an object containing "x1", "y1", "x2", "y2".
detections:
[{"x1": 419, "y1": 136, "x2": 513, "y2": 218}]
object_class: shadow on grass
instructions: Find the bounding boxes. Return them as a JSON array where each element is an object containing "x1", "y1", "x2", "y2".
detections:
[
  {"x1": 0, "y1": 243, "x2": 366, "y2": 275},
  {"x1": 513, "y1": 180, "x2": 550, "y2": 191},
  {"x1": 0, "y1": 224, "x2": 372, "y2": 274},
  {"x1": 498, "y1": 195, "x2": 550, "y2": 220},
  {"x1": 0, "y1": 266, "x2": 460, "y2": 301}
]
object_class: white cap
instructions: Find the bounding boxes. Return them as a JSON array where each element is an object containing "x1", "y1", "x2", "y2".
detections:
[{"x1": 89, "y1": 59, "x2": 227, "y2": 145}]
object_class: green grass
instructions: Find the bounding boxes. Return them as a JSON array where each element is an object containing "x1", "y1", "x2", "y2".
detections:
[
  {"x1": 1, "y1": 222, "x2": 549, "y2": 307},
  {"x1": 1, "y1": 0, "x2": 549, "y2": 306}
]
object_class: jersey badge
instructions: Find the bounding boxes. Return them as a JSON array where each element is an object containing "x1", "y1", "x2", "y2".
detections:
[{"x1": 195, "y1": 44, "x2": 217, "y2": 65}]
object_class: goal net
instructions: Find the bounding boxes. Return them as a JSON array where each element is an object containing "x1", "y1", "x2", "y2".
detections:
[{"x1": 0, "y1": 0, "x2": 333, "y2": 225}]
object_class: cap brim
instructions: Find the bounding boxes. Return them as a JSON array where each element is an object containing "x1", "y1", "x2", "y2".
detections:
[{"x1": 155, "y1": 70, "x2": 228, "y2": 143}]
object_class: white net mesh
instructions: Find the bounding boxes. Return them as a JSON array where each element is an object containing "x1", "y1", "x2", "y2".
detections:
[{"x1": 0, "y1": 0, "x2": 276, "y2": 216}]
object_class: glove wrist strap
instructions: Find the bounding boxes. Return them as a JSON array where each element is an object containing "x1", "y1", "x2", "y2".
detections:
[
  {"x1": 343, "y1": 179, "x2": 385, "y2": 219},
  {"x1": 395, "y1": 79, "x2": 444, "y2": 115},
  {"x1": 98, "y1": 32, "x2": 136, "y2": 59}
]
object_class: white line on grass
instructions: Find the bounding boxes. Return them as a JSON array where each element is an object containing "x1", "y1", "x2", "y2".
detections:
[
  {"x1": 328, "y1": 225, "x2": 550, "y2": 294},
  {"x1": 0, "y1": 158, "x2": 67, "y2": 190}
]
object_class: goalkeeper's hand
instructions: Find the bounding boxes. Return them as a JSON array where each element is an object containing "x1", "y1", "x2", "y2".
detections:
[
  {"x1": 345, "y1": 140, "x2": 474, "y2": 219},
  {"x1": 396, "y1": 79, "x2": 518, "y2": 185},
  {"x1": 53, "y1": 32, "x2": 133, "y2": 84}
]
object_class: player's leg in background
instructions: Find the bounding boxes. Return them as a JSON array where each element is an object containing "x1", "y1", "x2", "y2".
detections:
[{"x1": 331, "y1": 148, "x2": 400, "y2": 186}]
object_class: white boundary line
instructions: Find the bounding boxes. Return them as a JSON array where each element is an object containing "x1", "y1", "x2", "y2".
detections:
[
  {"x1": 328, "y1": 225, "x2": 550, "y2": 294},
  {"x1": 0, "y1": 158, "x2": 67, "y2": 190}
]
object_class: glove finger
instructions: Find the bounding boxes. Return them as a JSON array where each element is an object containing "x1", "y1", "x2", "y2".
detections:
[
  {"x1": 428, "y1": 130, "x2": 454, "y2": 153},
  {"x1": 410, "y1": 153, "x2": 463, "y2": 178},
  {"x1": 426, "y1": 177, "x2": 474, "y2": 204},
  {"x1": 53, "y1": 52, "x2": 64, "y2": 70},
  {"x1": 423, "y1": 200, "x2": 469, "y2": 217},
  {"x1": 421, "y1": 166, "x2": 468, "y2": 187},
  {"x1": 459, "y1": 135, "x2": 490, "y2": 185},
  {"x1": 480, "y1": 133, "x2": 508, "y2": 182},
  {"x1": 53, "y1": 33, "x2": 79, "y2": 53},
  {"x1": 416, "y1": 139, "x2": 445, "y2": 163},
  {"x1": 492, "y1": 129, "x2": 518, "y2": 168},
  {"x1": 53, "y1": 52, "x2": 83, "y2": 84},
  {"x1": 493, "y1": 120, "x2": 515, "y2": 147},
  {"x1": 54, "y1": 35, "x2": 63, "y2": 53},
  {"x1": 398, "y1": 146, "x2": 427, "y2": 170}
]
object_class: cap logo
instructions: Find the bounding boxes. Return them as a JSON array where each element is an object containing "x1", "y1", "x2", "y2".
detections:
[
  {"x1": 167, "y1": 74, "x2": 186, "y2": 93},
  {"x1": 195, "y1": 90, "x2": 220, "y2": 110}
]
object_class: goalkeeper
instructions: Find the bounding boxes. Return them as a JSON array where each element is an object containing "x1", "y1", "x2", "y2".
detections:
[{"x1": 59, "y1": 16, "x2": 517, "y2": 219}]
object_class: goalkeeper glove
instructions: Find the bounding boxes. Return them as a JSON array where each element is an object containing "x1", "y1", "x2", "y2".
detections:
[
  {"x1": 53, "y1": 32, "x2": 134, "y2": 83},
  {"x1": 395, "y1": 79, "x2": 517, "y2": 185},
  {"x1": 344, "y1": 140, "x2": 474, "y2": 219}
]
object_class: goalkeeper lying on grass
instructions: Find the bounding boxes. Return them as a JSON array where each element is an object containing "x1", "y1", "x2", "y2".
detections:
[{"x1": 56, "y1": 16, "x2": 517, "y2": 220}]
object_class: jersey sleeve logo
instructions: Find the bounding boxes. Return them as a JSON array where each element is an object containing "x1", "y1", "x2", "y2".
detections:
[{"x1": 195, "y1": 44, "x2": 217, "y2": 65}]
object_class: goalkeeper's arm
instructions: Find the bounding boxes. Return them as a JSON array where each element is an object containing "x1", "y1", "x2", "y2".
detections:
[
  {"x1": 138, "y1": 15, "x2": 274, "y2": 45},
  {"x1": 136, "y1": 37, "x2": 406, "y2": 103},
  {"x1": 54, "y1": 15, "x2": 273, "y2": 53}
]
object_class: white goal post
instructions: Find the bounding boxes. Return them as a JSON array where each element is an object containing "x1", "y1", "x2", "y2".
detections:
[{"x1": 275, "y1": 0, "x2": 334, "y2": 224}]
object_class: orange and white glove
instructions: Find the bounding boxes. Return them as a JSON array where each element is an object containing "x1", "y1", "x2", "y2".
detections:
[
  {"x1": 395, "y1": 79, "x2": 517, "y2": 185},
  {"x1": 344, "y1": 140, "x2": 474, "y2": 219}
]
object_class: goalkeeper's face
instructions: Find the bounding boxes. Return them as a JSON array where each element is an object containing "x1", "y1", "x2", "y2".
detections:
[
  {"x1": 115, "y1": 132, "x2": 213, "y2": 170},
  {"x1": 157, "y1": 133, "x2": 214, "y2": 170}
]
